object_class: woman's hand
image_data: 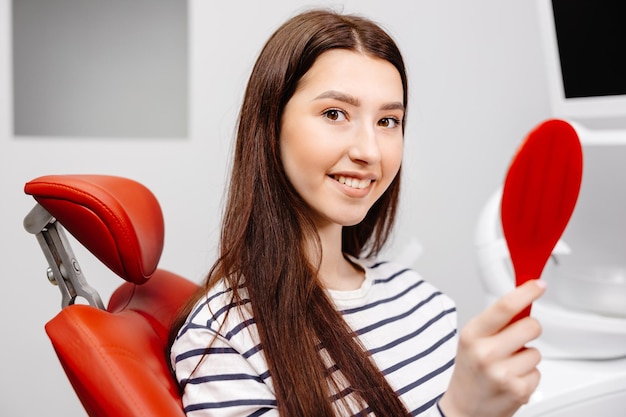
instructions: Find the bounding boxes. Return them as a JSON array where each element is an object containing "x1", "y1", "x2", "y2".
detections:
[{"x1": 439, "y1": 279, "x2": 546, "y2": 417}]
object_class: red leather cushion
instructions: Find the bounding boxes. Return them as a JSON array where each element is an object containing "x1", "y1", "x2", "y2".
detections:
[
  {"x1": 45, "y1": 270, "x2": 198, "y2": 417},
  {"x1": 25, "y1": 175, "x2": 164, "y2": 284}
]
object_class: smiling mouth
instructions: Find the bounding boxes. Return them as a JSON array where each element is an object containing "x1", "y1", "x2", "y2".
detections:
[{"x1": 332, "y1": 175, "x2": 373, "y2": 190}]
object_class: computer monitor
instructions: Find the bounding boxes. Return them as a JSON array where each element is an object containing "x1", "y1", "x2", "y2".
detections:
[{"x1": 537, "y1": 0, "x2": 626, "y2": 132}]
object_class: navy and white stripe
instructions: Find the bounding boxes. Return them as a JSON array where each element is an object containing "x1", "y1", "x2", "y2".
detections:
[{"x1": 170, "y1": 258, "x2": 457, "y2": 417}]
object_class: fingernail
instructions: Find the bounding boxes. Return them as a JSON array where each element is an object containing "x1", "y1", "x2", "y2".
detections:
[{"x1": 535, "y1": 279, "x2": 547, "y2": 289}]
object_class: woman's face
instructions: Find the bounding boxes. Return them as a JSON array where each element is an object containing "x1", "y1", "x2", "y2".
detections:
[{"x1": 280, "y1": 49, "x2": 404, "y2": 231}]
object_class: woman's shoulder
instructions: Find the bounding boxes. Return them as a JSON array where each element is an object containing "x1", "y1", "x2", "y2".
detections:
[
  {"x1": 358, "y1": 257, "x2": 427, "y2": 288},
  {"x1": 356, "y1": 257, "x2": 456, "y2": 310},
  {"x1": 177, "y1": 279, "x2": 255, "y2": 341}
]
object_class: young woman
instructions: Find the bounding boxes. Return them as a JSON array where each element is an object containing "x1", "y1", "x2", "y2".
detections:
[{"x1": 169, "y1": 9, "x2": 545, "y2": 417}]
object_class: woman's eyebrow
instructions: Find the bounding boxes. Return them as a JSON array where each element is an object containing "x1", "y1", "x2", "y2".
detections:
[
  {"x1": 380, "y1": 102, "x2": 405, "y2": 112},
  {"x1": 314, "y1": 90, "x2": 404, "y2": 112},
  {"x1": 314, "y1": 90, "x2": 360, "y2": 106}
]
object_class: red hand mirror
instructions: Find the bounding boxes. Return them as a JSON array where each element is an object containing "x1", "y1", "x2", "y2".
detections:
[{"x1": 501, "y1": 119, "x2": 583, "y2": 322}]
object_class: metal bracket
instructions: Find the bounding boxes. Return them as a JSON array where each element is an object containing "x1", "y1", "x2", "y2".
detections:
[{"x1": 24, "y1": 204, "x2": 105, "y2": 310}]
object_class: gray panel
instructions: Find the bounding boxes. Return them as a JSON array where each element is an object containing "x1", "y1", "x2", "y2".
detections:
[{"x1": 12, "y1": 0, "x2": 188, "y2": 138}]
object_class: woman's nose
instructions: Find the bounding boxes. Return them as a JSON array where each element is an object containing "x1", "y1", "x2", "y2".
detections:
[{"x1": 348, "y1": 124, "x2": 381, "y2": 164}]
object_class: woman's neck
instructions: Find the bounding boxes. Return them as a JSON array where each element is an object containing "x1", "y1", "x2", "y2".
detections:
[{"x1": 313, "y1": 224, "x2": 365, "y2": 291}]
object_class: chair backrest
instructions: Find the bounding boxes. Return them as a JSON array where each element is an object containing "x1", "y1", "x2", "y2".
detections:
[{"x1": 24, "y1": 175, "x2": 198, "y2": 417}]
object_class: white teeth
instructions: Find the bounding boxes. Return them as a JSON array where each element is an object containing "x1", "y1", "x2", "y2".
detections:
[
  {"x1": 335, "y1": 175, "x2": 371, "y2": 189},
  {"x1": 358, "y1": 179, "x2": 371, "y2": 189}
]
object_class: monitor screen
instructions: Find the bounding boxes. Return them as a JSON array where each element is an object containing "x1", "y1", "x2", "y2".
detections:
[
  {"x1": 553, "y1": 0, "x2": 626, "y2": 100},
  {"x1": 537, "y1": 0, "x2": 626, "y2": 129}
]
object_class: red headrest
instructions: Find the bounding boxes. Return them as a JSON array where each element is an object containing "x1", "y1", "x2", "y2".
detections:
[{"x1": 24, "y1": 175, "x2": 164, "y2": 284}]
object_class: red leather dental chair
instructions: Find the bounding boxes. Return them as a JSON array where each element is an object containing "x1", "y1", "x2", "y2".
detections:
[{"x1": 23, "y1": 175, "x2": 199, "y2": 417}]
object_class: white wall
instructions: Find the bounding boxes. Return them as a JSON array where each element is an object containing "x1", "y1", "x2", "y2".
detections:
[{"x1": 0, "y1": 0, "x2": 552, "y2": 415}]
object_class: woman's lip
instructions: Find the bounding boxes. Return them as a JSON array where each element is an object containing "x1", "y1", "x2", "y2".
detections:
[{"x1": 330, "y1": 171, "x2": 377, "y2": 180}]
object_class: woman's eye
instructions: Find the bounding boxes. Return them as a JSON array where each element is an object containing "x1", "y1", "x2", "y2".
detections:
[
  {"x1": 378, "y1": 117, "x2": 401, "y2": 128},
  {"x1": 323, "y1": 109, "x2": 346, "y2": 122}
]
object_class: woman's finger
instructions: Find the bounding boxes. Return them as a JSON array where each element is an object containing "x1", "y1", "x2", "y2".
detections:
[
  {"x1": 465, "y1": 280, "x2": 546, "y2": 338},
  {"x1": 489, "y1": 346, "x2": 542, "y2": 382},
  {"x1": 488, "y1": 316, "x2": 543, "y2": 357}
]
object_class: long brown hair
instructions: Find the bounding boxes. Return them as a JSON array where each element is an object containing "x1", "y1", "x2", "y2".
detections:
[{"x1": 170, "y1": 9, "x2": 409, "y2": 416}]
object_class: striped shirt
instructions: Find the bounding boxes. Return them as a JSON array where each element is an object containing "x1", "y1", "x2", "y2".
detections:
[{"x1": 170, "y1": 258, "x2": 458, "y2": 416}]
